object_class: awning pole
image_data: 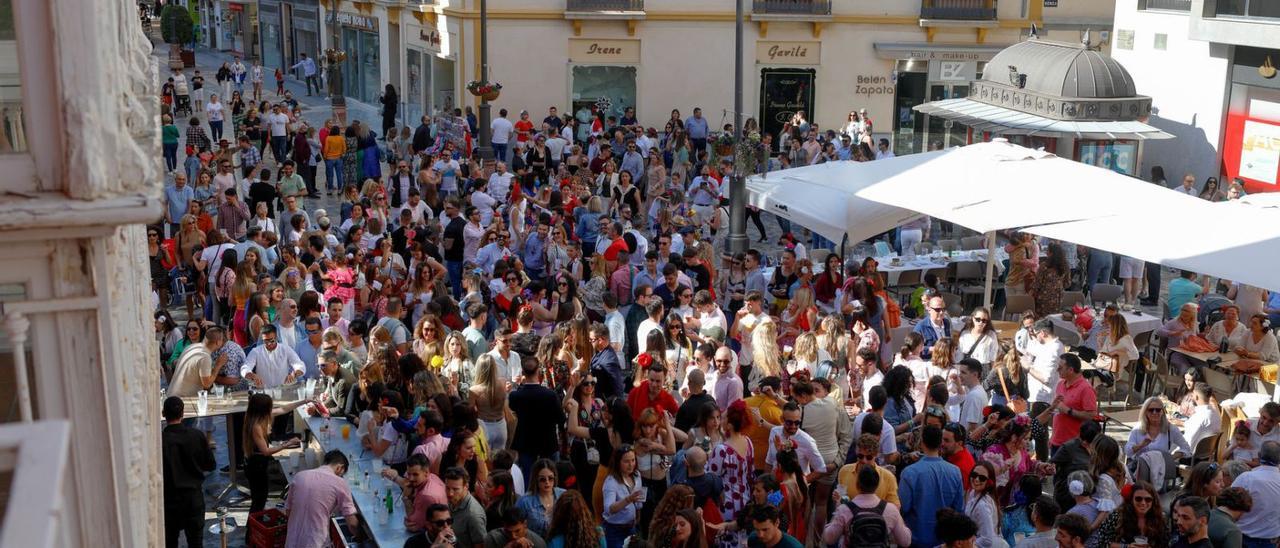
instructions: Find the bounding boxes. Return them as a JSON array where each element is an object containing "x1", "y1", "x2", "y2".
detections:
[{"x1": 984, "y1": 230, "x2": 997, "y2": 310}]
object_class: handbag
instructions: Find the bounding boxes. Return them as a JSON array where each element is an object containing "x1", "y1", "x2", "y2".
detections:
[
  {"x1": 1232, "y1": 359, "x2": 1263, "y2": 375},
  {"x1": 998, "y1": 367, "x2": 1029, "y2": 414}
]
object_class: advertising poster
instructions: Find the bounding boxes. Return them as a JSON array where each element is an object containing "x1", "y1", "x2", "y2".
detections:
[{"x1": 1240, "y1": 119, "x2": 1280, "y2": 185}]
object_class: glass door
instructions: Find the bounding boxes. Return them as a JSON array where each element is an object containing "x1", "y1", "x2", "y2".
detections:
[{"x1": 926, "y1": 83, "x2": 971, "y2": 149}]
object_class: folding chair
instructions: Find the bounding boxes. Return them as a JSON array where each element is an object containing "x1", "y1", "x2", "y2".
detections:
[
  {"x1": 961, "y1": 235, "x2": 986, "y2": 250},
  {"x1": 1090, "y1": 283, "x2": 1123, "y2": 307}
]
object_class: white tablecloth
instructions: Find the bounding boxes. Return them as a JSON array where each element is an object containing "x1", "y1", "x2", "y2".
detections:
[{"x1": 1050, "y1": 310, "x2": 1161, "y2": 342}]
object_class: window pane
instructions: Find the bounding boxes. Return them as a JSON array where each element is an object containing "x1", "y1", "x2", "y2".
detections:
[{"x1": 0, "y1": 0, "x2": 25, "y2": 153}]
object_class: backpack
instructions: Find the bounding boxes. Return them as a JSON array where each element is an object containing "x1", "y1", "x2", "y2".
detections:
[{"x1": 843, "y1": 499, "x2": 889, "y2": 548}]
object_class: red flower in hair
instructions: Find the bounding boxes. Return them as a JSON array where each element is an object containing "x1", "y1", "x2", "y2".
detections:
[
  {"x1": 491, "y1": 484, "x2": 506, "y2": 497},
  {"x1": 564, "y1": 475, "x2": 577, "y2": 488},
  {"x1": 1120, "y1": 483, "x2": 1134, "y2": 500},
  {"x1": 636, "y1": 353, "x2": 653, "y2": 368}
]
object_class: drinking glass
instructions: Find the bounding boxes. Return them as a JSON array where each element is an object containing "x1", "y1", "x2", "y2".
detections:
[{"x1": 196, "y1": 390, "x2": 209, "y2": 415}]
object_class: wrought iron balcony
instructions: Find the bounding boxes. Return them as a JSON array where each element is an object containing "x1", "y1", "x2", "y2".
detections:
[
  {"x1": 920, "y1": 0, "x2": 998, "y2": 21},
  {"x1": 752, "y1": 0, "x2": 832, "y2": 16},
  {"x1": 566, "y1": 0, "x2": 644, "y2": 12}
]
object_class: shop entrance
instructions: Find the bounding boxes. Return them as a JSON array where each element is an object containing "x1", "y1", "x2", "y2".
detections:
[
  {"x1": 925, "y1": 82, "x2": 971, "y2": 150},
  {"x1": 893, "y1": 70, "x2": 926, "y2": 156},
  {"x1": 759, "y1": 67, "x2": 816, "y2": 154}
]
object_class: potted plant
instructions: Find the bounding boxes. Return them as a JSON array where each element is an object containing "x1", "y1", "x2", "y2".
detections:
[
  {"x1": 734, "y1": 130, "x2": 765, "y2": 177},
  {"x1": 466, "y1": 80, "x2": 503, "y2": 102},
  {"x1": 714, "y1": 132, "x2": 735, "y2": 157},
  {"x1": 160, "y1": 5, "x2": 195, "y2": 70}
]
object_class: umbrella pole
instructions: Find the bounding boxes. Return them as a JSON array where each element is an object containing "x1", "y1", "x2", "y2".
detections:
[{"x1": 984, "y1": 230, "x2": 997, "y2": 310}]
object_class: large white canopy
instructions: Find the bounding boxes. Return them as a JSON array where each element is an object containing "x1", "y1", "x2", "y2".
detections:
[
  {"x1": 743, "y1": 161, "x2": 921, "y2": 245},
  {"x1": 745, "y1": 139, "x2": 1280, "y2": 292}
]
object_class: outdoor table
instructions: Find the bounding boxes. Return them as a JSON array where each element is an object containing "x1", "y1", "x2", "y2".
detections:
[
  {"x1": 1050, "y1": 310, "x2": 1161, "y2": 345},
  {"x1": 992, "y1": 320, "x2": 1020, "y2": 341},
  {"x1": 296, "y1": 408, "x2": 413, "y2": 548},
  {"x1": 1103, "y1": 408, "x2": 1144, "y2": 434},
  {"x1": 1168, "y1": 348, "x2": 1275, "y2": 398},
  {"x1": 875, "y1": 249, "x2": 1009, "y2": 287},
  {"x1": 174, "y1": 384, "x2": 314, "y2": 495}
]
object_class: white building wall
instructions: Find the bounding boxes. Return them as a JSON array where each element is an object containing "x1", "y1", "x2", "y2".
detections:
[{"x1": 1111, "y1": 0, "x2": 1230, "y2": 181}]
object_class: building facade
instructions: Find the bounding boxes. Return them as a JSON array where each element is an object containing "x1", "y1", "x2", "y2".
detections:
[
  {"x1": 249, "y1": 0, "x2": 1113, "y2": 153},
  {"x1": 0, "y1": 0, "x2": 164, "y2": 546},
  {"x1": 1111, "y1": 0, "x2": 1280, "y2": 192},
  {"x1": 463, "y1": 0, "x2": 1114, "y2": 155}
]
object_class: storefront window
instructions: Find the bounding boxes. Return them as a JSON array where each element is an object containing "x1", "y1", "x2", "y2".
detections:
[
  {"x1": 431, "y1": 57, "x2": 455, "y2": 114},
  {"x1": 406, "y1": 50, "x2": 424, "y2": 124},
  {"x1": 1077, "y1": 140, "x2": 1138, "y2": 176},
  {"x1": 261, "y1": 18, "x2": 282, "y2": 71},
  {"x1": 571, "y1": 65, "x2": 636, "y2": 123},
  {"x1": 359, "y1": 31, "x2": 380, "y2": 104}
]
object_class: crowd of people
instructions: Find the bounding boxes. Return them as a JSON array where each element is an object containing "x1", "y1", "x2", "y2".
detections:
[{"x1": 155, "y1": 67, "x2": 1280, "y2": 548}]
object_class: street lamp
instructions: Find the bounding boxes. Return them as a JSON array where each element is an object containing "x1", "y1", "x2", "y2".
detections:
[
  {"x1": 727, "y1": 0, "x2": 747, "y2": 255},
  {"x1": 475, "y1": 0, "x2": 494, "y2": 161},
  {"x1": 325, "y1": 0, "x2": 347, "y2": 124}
]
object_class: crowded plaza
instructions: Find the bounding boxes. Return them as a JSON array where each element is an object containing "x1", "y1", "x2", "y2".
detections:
[{"x1": 151, "y1": 33, "x2": 1280, "y2": 548}]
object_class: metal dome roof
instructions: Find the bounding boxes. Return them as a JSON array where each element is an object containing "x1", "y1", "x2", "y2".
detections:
[{"x1": 982, "y1": 38, "x2": 1137, "y2": 99}]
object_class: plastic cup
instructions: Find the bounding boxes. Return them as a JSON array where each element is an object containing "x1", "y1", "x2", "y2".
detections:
[
  {"x1": 196, "y1": 391, "x2": 209, "y2": 415},
  {"x1": 289, "y1": 451, "x2": 301, "y2": 471},
  {"x1": 341, "y1": 424, "x2": 351, "y2": 440}
]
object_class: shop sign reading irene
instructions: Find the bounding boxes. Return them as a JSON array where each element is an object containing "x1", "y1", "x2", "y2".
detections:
[
  {"x1": 756, "y1": 41, "x2": 820, "y2": 65},
  {"x1": 569, "y1": 39, "x2": 640, "y2": 64}
]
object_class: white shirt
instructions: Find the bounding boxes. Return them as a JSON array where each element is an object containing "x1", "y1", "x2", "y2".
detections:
[
  {"x1": 875, "y1": 148, "x2": 895, "y2": 160},
  {"x1": 862, "y1": 369, "x2": 884, "y2": 407},
  {"x1": 267, "y1": 112, "x2": 290, "y2": 137},
  {"x1": 957, "y1": 331, "x2": 1000, "y2": 365},
  {"x1": 1232, "y1": 465, "x2": 1280, "y2": 538},
  {"x1": 1027, "y1": 337, "x2": 1063, "y2": 403},
  {"x1": 546, "y1": 136, "x2": 568, "y2": 160},
  {"x1": 490, "y1": 117, "x2": 514, "y2": 145},
  {"x1": 765, "y1": 426, "x2": 826, "y2": 475},
  {"x1": 205, "y1": 101, "x2": 224, "y2": 122},
  {"x1": 604, "y1": 310, "x2": 626, "y2": 350},
  {"x1": 240, "y1": 342, "x2": 306, "y2": 388},
  {"x1": 960, "y1": 385, "x2": 988, "y2": 428},
  {"x1": 1183, "y1": 403, "x2": 1222, "y2": 452},
  {"x1": 472, "y1": 191, "x2": 496, "y2": 227},
  {"x1": 486, "y1": 349, "x2": 522, "y2": 384},
  {"x1": 853, "y1": 411, "x2": 897, "y2": 457},
  {"x1": 636, "y1": 318, "x2": 663, "y2": 354},
  {"x1": 488, "y1": 171, "x2": 514, "y2": 203},
  {"x1": 1206, "y1": 320, "x2": 1249, "y2": 351},
  {"x1": 397, "y1": 201, "x2": 432, "y2": 226},
  {"x1": 1173, "y1": 184, "x2": 1196, "y2": 195}
]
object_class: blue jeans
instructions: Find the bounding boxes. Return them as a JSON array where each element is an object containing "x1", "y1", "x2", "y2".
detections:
[
  {"x1": 324, "y1": 158, "x2": 343, "y2": 192},
  {"x1": 270, "y1": 135, "x2": 288, "y2": 164},
  {"x1": 1086, "y1": 250, "x2": 1113, "y2": 294},
  {"x1": 602, "y1": 522, "x2": 634, "y2": 548},
  {"x1": 1242, "y1": 536, "x2": 1279, "y2": 548},
  {"x1": 446, "y1": 260, "x2": 463, "y2": 299},
  {"x1": 493, "y1": 142, "x2": 508, "y2": 164},
  {"x1": 163, "y1": 142, "x2": 179, "y2": 172},
  {"x1": 209, "y1": 120, "x2": 223, "y2": 143}
]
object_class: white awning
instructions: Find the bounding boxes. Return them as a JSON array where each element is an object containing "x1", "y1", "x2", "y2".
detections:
[
  {"x1": 914, "y1": 98, "x2": 1175, "y2": 140},
  {"x1": 744, "y1": 162, "x2": 923, "y2": 245}
]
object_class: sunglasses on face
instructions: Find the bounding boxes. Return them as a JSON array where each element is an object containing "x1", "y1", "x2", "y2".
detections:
[
  {"x1": 783, "y1": 419, "x2": 802, "y2": 427},
  {"x1": 974, "y1": 317, "x2": 988, "y2": 323},
  {"x1": 970, "y1": 472, "x2": 989, "y2": 481},
  {"x1": 1133, "y1": 495, "x2": 1154, "y2": 503},
  {"x1": 431, "y1": 518, "x2": 454, "y2": 527}
]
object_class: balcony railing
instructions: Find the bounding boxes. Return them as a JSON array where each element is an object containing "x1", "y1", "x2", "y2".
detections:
[
  {"x1": 566, "y1": 0, "x2": 644, "y2": 11},
  {"x1": 1145, "y1": 0, "x2": 1191, "y2": 11},
  {"x1": 752, "y1": 0, "x2": 832, "y2": 16},
  {"x1": 920, "y1": 0, "x2": 998, "y2": 20},
  {"x1": 1217, "y1": 0, "x2": 1280, "y2": 19}
]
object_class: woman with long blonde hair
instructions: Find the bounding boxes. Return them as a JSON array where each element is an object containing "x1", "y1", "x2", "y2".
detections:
[
  {"x1": 986, "y1": 347, "x2": 1030, "y2": 409},
  {"x1": 469, "y1": 353, "x2": 509, "y2": 451},
  {"x1": 441, "y1": 331, "x2": 473, "y2": 397},
  {"x1": 749, "y1": 320, "x2": 782, "y2": 391},
  {"x1": 782, "y1": 286, "x2": 818, "y2": 339}
]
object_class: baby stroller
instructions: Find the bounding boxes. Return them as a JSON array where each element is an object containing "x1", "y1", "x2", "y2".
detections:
[{"x1": 174, "y1": 94, "x2": 192, "y2": 118}]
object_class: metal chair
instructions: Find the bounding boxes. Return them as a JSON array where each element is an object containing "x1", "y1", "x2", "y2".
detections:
[
  {"x1": 1090, "y1": 283, "x2": 1123, "y2": 306},
  {"x1": 938, "y1": 239, "x2": 959, "y2": 253},
  {"x1": 1061, "y1": 291, "x2": 1086, "y2": 309},
  {"x1": 1191, "y1": 433, "x2": 1223, "y2": 466},
  {"x1": 887, "y1": 325, "x2": 914, "y2": 357},
  {"x1": 873, "y1": 241, "x2": 892, "y2": 257},
  {"x1": 1004, "y1": 294, "x2": 1034, "y2": 321},
  {"x1": 941, "y1": 292, "x2": 963, "y2": 317},
  {"x1": 954, "y1": 261, "x2": 987, "y2": 307},
  {"x1": 961, "y1": 235, "x2": 986, "y2": 250}
]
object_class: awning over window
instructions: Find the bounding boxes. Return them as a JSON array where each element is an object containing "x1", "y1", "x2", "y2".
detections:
[{"x1": 914, "y1": 98, "x2": 1174, "y2": 140}]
